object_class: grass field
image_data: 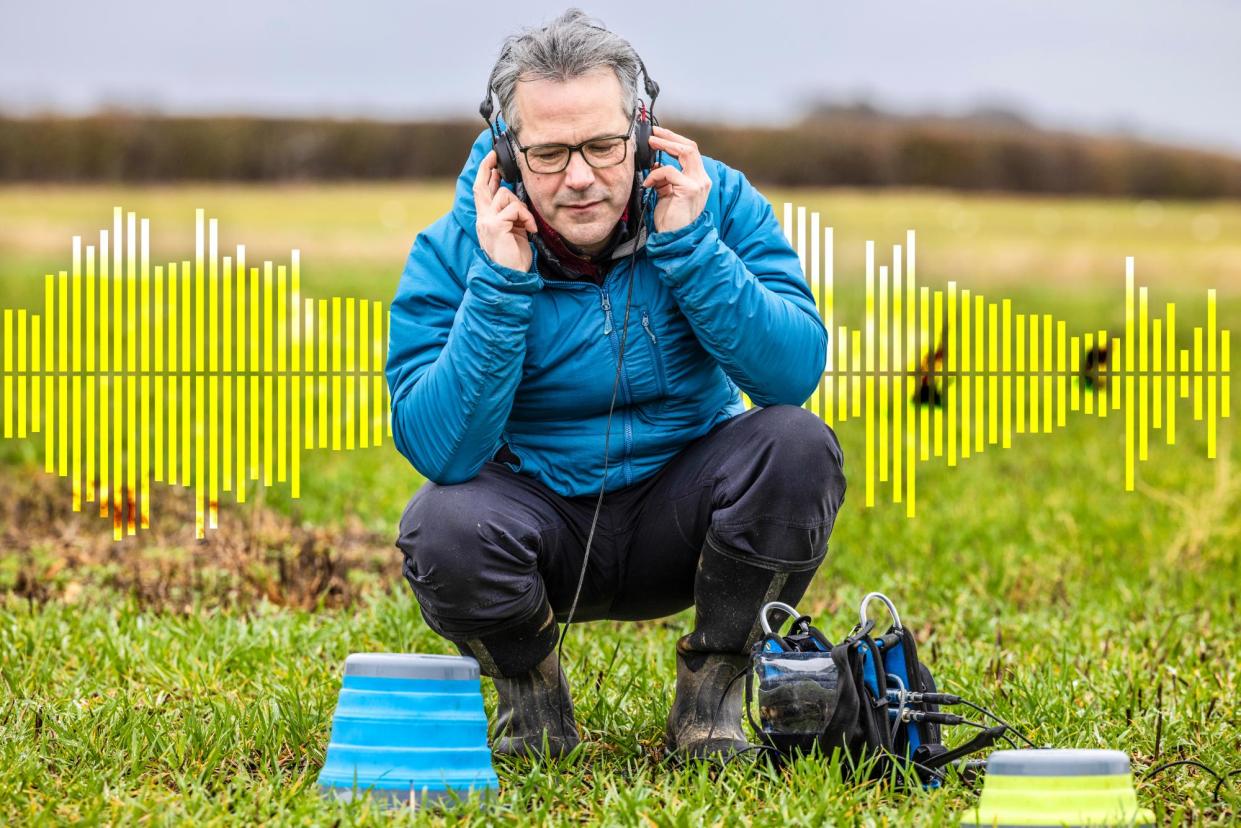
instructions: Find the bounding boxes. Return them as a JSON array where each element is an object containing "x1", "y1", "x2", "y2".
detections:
[{"x1": 1, "y1": 184, "x2": 1239, "y2": 825}]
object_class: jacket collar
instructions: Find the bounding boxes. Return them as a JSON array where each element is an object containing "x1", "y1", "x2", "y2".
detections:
[{"x1": 530, "y1": 186, "x2": 646, "y2": 281}]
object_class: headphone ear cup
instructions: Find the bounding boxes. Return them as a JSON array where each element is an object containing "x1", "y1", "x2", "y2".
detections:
[
  {"x1": 634, "y1": 110, "x2": 653, "y2": 173},
  {"x1": 495, "y1": 129, "x2": 523, "y2": 186}
]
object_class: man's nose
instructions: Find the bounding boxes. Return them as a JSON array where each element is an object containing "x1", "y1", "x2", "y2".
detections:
[{"x1": 563, "y1": 150, "x2": 596, "y2": 190}]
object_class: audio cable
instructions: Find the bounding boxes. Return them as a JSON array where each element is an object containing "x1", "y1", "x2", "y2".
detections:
[{"x1": 553, "y1": 133, "x2": 661, "y2": 750}]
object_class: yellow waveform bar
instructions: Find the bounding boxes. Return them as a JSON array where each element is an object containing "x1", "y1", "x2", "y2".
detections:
[
  {"x1": 0, "y1": 208, "x2": 392, "y2": 540},
  {"x1": 781, "y1": 203, "x2": 1234, "y2": 518}
]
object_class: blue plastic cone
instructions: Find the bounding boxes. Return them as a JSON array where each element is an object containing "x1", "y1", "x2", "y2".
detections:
[{"x1": 318, "y1": 653, "x2": 499, "y2": 808}]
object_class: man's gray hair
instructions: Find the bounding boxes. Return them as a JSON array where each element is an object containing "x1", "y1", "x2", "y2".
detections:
[{"x1": 491, "y1": 8, "x2": 640, "y2": 137}]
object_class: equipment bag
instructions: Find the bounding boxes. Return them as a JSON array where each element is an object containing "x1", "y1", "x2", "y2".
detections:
[{"x1": 746, "y1": 594, "x2": 979, "y2": 787}]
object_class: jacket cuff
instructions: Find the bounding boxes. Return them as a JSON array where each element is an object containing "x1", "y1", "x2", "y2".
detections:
[
  {"x1": 645, "y1": 209, "x2": 715, "y2": 288},
  {"x1": 469, "y1": 247, "x2": 543, "y2": 298}
]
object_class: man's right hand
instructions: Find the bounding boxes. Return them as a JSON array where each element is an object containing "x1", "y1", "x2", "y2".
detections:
[{"x1": 473, "y1": 150, "x2": 538, "y2": 273}]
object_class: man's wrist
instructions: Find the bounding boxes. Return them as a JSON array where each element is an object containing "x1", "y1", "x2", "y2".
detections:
[
  {"x1": 648, "y1": 208, "x2": 713, "y2": 249},
  {"x1": 646, "y1": 209, "x2": 715, "y2": 288},
  {"x1": 475, "y1": 247, "x2": 544, "y2": 294}
]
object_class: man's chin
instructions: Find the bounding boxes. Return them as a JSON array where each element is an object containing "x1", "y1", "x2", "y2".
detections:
[{"x1": 555, "y1": 224, "x2": 612, "y2": 252}]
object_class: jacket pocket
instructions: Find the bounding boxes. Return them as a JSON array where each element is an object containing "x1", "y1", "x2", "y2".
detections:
[
  {"x1": 629, "y1": 306, "x2": 670, "y2": 424},
  {"x1": 494, "y1": 431, "x2": 524, "y2": 472}
]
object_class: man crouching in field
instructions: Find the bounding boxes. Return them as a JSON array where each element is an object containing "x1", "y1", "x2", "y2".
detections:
[{"x1": 385, "y1": 8, "x2": 846, "y2": 761}]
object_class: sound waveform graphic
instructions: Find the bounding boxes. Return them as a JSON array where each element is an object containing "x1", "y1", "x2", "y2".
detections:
[
  {"x1": 0, "y1": 208, "x2": 391, "y2": 540},
  {"x1": 1, "y1": 203, "x2": 1233, "y2": 537},
  {"x1": 781, "y1": 203, "x2": 1234, "y2": 518}
]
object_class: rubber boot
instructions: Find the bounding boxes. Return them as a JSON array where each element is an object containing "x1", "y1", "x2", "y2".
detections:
[
  {"x1": 490, "y1": 648, "x2": 580, "y2": 758},
  {"x1": 666, "y1": 530, "x2": 825, "y2": 760},
  {"x1": 665, "y1": 644, "x2": 751, "y2": 759}
]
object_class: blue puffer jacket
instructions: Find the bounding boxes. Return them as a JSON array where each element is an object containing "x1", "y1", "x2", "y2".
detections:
[{"x1": 386, "y1": 127, "x2": 827, "y2": 497}]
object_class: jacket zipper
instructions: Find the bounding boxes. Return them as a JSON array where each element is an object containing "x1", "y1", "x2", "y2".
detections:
[
  {"x1": 601, "y1": 284, "x2": 634, "y2": 486},
  {"x1": 601, "y1": 291, "x2": 614, "y2": 336},
  {"x1": 540, "y1": 271, "x2": 635, "y2": 487},
  {"x1": 641, "y1": 310, "x2": 669, "y2": 401},
  {"x1": 640, "y1": 310, "x2": 657, "y2": 344}
]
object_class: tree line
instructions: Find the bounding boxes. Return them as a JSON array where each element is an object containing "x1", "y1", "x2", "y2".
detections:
[{"x1": 2, "y1": 111, "x2": 1239, "y2": 198}]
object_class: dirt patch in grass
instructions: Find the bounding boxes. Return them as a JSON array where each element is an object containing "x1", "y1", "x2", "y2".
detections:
[{"x1": 0, "y1": 472, "x2": 400, "y2": 611}]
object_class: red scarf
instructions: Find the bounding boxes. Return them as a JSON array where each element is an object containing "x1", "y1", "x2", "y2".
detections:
[{"x1": 531, "y1": 203, "x2": 630, "y2": 279}]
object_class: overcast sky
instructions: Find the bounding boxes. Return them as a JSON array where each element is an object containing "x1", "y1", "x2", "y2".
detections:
[{"x1": 3, "y1": 0, "x2": 1239, "y2": 154}]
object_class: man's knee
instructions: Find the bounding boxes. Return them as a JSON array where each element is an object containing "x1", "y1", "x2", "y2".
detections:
[
  {"x1": 395, "y1": 478, "x2": 547, "y2": 636},
  {"x1": 398, "y1": 482, "x2": 480, "y2": 586},
  {"x1": 710, "y1": 405, "x2": 847, "y2": 567},
  {"x1": 752, "y1": 404, "x2": 846, "y2": 507}
]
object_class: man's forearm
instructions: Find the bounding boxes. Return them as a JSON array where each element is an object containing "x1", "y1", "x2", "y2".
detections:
[
  {"x1": 390, "y1": 250, "x2": 541, "y2": 483},
  {"x1": 647, "y1": 210, "x2": 827, "y2": 407}
]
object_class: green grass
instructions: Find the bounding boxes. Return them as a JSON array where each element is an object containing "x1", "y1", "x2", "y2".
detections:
[{"x1": 1, "y1": 185, "x2": 1239, "y2": 825}]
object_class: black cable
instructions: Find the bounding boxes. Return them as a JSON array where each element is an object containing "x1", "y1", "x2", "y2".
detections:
[
  {"x1": 703, "y1": 702, "x2": 955, "y2": 787},
  {"x1": 555, "y1": 56, "x2": 661, "y2": 662},
  {"x1": 1212, "y1": 768, "x2": 1241, "y2": 803},
  {"x1": 556, "y1": 48, "x2": 661, "y2": 663},
  {"x1": 477, "y1": 27, "x2": 665, "y2": 754},
  {"x1": 957, "y1": 698, "x2": 1038, "y2": 748},
  {"x1": 660, "y1": 741, "x2": 779, "y2": 771},
  {"x1": 889, "y1": 686, "x2": 906, "y2": 743},
  {"x1": 558, "y1": 180, "x2": 645, "y2": 638},
  {"x1": 880, "y1": 749, "x2": 948, "y2": 788},
  {"x1": 947, "y1": 715, "x2": 987, "y2": 730},
  {"x1": 553, "y1": 164, "x2": 653, "y2": 747},
  {"x1": 713, "y1": 743, "x2": 779, "y2": 769},
  {"x1": 1139, "y1": 759, "x2": 1241, "y2": 805},
  {"x1": 1142, "y1": 759, "x2": 1221, "y2": 782}
]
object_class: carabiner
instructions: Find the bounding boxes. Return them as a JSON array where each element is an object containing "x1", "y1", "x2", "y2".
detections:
[
  {"x1": 859, "y1": 592, "x2": 903, "y2": 631},
  {"x1": 759, "y1": 601, "x2": 803, "y2": 636}
]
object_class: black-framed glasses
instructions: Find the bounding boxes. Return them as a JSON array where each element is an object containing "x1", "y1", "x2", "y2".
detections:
[{"x1": 515, "y1": 115, "x2": 636, "y2": 174}]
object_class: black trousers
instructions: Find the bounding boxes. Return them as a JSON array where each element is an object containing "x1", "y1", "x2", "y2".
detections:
[{"x1": 396, "y1": 405, "x2": 847, "y2": 676}]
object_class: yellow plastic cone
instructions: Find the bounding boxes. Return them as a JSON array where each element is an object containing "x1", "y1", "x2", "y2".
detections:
[{"x1": 967, "y1": 749, "x2": 1156, "y2": 827}]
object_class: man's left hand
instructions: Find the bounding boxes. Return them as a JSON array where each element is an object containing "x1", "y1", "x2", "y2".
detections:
[{"x1": 642, "y1": 125, "x2": 712, "y2": 234}]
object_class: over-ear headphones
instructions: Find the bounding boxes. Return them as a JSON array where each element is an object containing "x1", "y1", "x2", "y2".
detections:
[{"x1": 477, "y1": 27, "x2": 660, "y2": 188}]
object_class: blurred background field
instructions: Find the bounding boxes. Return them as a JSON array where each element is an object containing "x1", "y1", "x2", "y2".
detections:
[{"x1": 4, "y1": 180, "x2": 1238, "y2": 304}]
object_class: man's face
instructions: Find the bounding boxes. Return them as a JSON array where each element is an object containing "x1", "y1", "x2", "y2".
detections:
[{"x1": 512, "y1": 68, "x2": 634, "y2": 256}]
